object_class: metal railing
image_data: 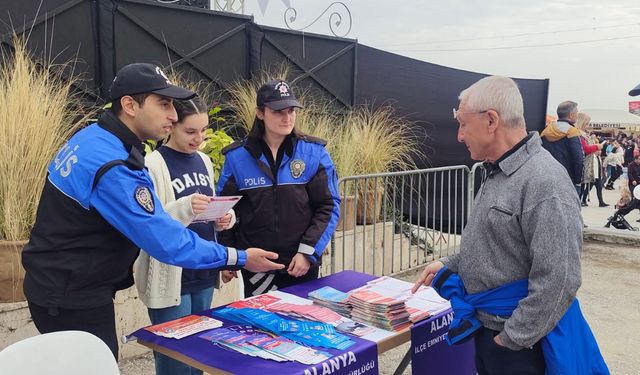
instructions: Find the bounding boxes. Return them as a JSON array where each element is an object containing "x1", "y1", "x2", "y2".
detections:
[{"x1": 323, "y1": 164, "x2": 483, "y2": 277}]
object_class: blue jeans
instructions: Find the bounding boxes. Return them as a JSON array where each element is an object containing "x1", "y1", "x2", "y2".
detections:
[{"x1": 148, "y1": 287, "x2": 214, "y2": 375}]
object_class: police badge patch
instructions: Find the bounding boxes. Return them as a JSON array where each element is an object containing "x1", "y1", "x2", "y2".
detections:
[
  {"x1": 290, "y1": 159, "x2": 305, "y2": 178},
  {"x1": 134, "y1": 185, "x2": 154, "y2": 213}
]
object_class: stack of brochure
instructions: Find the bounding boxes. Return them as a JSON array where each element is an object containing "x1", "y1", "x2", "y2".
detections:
[
  {"x1": 346, "y1": 276, "x2": 450, "y2": 331},
  {"x1": 228, "y1": 294, "x2": 282, "y2": 309},
  {"x1": 144, "y1": 315, "x2": 223, "y2": 339},
  {"x1": 228, "y1": 291, "x2": 345, "y2": 324},
  {"x1": 407, "y1": 284, "x2": 451, "y2": 318},
  {"x1": 366, "y1": 276, "x2": 450, "y2": 318},
  {"x1": 348, "y1": 288, "x2": 412, "y2": 331},
  {"x1": 307, "y1": 286, "x2": 352, "y2": 317},
  {"x1": 266, "y1": 301, "x2": 345, "y2": 323},
  {"x1": 199, "y1": 325, "x2": 331, "y2": 365}
]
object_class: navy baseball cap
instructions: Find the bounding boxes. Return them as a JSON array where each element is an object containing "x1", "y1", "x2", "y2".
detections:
[
  {"x1": 630, "y1": 82, "x2": 640, "y2": 97},
  {"x1": 256, "y1": 80, "x2": 303, "y2": 110},
  {"x1": 109, "y1": 63, "x2": 196, "y2": 101}
]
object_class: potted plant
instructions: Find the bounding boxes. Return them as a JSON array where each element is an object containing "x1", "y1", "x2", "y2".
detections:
[
  {"x1": 0, "y1": 37, "x2": 94, "y2": 302},
  {"x1": 345, "y1": 105, "x2": 423, "y2": 224}
]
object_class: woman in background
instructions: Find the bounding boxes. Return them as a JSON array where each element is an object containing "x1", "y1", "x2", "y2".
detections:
[
  {"x1": 576, "y1": 113, "x2": 608, "y2": 207},
  {"x1": 135, "y1": 96, "x2": 238, "y2": 375}
]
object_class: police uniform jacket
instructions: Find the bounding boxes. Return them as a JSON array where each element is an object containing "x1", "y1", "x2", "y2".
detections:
[
  {"x1": 22, "y1": 112, "x2": 244, "y2": 310},
  {"x1": 216, "y1": 134, "x2": 340, "y2": 266}
]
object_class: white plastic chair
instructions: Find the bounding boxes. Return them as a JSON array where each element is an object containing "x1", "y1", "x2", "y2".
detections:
[{"x1": 0, "y1": 330, "x2": 120, "y2": 375}]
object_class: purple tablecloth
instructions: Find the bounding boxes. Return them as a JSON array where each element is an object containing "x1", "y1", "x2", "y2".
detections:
[
  {"x1": 130, "y1": 271, "x2": 379, "y2": 375},
  {"x1": 410, "y1": 310, "x2": 476, "y2": 374},
  {"x1": 130, "y1": 270, "x2": 475, "y2": 375}
]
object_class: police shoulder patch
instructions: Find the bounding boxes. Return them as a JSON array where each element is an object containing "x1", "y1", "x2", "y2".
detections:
[
  {"x1": 134, "y1": 185, "x2": 154, "y2": 214},
  {"x1": 299, "y1": 134, "x2": 327, "y2": 146},
  {"x1": 222, "y1": 139, "x2": 247, "y2": 155}
]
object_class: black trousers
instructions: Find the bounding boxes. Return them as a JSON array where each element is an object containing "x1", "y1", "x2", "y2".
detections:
[
  {"x1": 28, "y1": 301, "x2": 118, "y2": 359},
  {"x1": 582, "y1": 178, "x2": 605, "y2": 205},
  {"x1": 474, "y1": 326, "x2": 545, "y2": 375},
  {"x1": 242, "y1": 266, "x2": 319, "y2": 297},
  {"x1": 606, "y1": 166, "x2": 623, "y2": 187}
]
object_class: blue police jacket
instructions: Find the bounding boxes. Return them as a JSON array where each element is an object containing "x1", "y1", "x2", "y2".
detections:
[
  {"x1": 22, "y1": 112, "x2": 245, "y2": 309},
  {"x1": 432, "y1": 267, "x2": 610, "y2": 375},
  {"x1": 217, "y1": 134, "x2": 340, "y2": 266}
]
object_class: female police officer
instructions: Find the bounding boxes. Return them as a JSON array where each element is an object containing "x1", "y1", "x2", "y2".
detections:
[
  {"x1": 216, "y1": 80, "x2": 340, "y2": 297},
  {"x1": 21, "y1": 63, "x2": 283, "y2": 359}
]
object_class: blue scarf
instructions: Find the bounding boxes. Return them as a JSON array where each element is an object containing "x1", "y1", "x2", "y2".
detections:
[{"x1": 432, "y1": 267, "x2": 609, "y2": 375}]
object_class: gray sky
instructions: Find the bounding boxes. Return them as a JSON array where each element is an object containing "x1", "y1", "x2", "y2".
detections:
[{"x1": 243, "y1": 0, "x2": 640, "y2": 114}]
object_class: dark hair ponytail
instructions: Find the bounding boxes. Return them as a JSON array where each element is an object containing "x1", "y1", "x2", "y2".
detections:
[
  {"x1": 174, "y1": 96, "x2": 208, "y2": 123},
  {"x1": 248, "y1": 107, "x2": 266, "y2": 139}
]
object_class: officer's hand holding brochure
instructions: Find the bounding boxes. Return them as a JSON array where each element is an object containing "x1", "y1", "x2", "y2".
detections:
[{"x1": 192, "y1": 195, "x2": 241, "y2": 223}]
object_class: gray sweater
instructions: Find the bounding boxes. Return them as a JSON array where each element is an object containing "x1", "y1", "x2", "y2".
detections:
[{"x1": 444, "y1": 132, "x2": 583, "y2": 350}]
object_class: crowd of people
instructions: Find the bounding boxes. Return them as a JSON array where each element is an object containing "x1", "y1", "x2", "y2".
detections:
[{"x1": 541, "y1": 101, "x2": 640, "y2": 212}]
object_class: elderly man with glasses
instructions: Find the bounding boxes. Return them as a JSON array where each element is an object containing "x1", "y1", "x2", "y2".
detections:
[{"x1": 413, "y1": 76, "x2": 608, "y2": 375}]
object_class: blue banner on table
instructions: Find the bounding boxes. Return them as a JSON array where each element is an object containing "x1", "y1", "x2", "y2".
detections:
[{"x1": 410, "y1": 310, "x2": 476, "y2": 374}]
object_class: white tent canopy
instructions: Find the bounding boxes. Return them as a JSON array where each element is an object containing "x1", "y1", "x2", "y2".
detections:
[{"x1": 583, "y1": 109, "x2": 640, "y2": 130}]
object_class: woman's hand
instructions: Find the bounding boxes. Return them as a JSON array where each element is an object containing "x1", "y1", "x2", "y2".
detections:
[
  {"x1": 221, "y1": 270, "x2": 237, "y2": 283},
  {"x1": 214, "y1": 212, "x2": 233, "y2": 230},
  {"x1": 191, "y1": 194, "x2": 210, "y2": 215},
  {"x1": 287, "y1": 253, "x2": 311, "y2": 277}
]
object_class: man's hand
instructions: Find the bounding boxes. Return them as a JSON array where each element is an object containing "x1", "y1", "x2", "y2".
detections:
[
  {"x1": 214, "y1": 212, "x2": 233, "y2": 230},
  {"x1": 190, "y1": 194, "x2": 210, "y2": 215},
  {"x1": 221, "y1": 270, "x2": 237, "y2": 283},
  {"x1": 243, "y1": 248, "x2": 285, "y2": 273},
  {"x1": 287, "y1": 253, "x2": 311, "y2": 277},
  {"x1": 493, "y1": 335, "x2": 504, "y2": 347},
  {"x1": 411, "y1": 261, "x2": 444, "y2": 293}
]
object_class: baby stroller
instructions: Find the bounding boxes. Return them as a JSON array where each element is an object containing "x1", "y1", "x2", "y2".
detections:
[{"x1": 605, "y1": 186, "x2": 640, "y2": 231}]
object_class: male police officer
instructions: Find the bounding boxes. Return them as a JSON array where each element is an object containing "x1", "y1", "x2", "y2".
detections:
[{"x1": 21, "y1": 63, "x2": 284, "y2": 358}]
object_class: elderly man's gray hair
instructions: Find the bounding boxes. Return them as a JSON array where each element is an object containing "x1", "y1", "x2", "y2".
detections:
[
  {"x1": 557, "y1": 101, "x2": 578, "y2": 120},
  {"x1": 458, "y1": 76, "x2": 525, "y2": 128}
]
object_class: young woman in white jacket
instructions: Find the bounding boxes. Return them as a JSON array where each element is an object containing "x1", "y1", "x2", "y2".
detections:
[{"x1": 134, "y1": 96, "x2": 238, "y2": 375}]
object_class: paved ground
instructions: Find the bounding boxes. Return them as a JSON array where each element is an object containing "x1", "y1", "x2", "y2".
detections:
[{"x1": 120, "y1": 183, "x2": 640, "y2": 375}]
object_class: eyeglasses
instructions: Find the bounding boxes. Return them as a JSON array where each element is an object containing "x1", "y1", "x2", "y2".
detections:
[{"x1": 453, "y1": 108, "x2": 488, "y2": 120}]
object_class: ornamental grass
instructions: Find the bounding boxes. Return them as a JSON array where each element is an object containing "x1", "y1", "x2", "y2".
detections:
[{"x1": 0, "y1": 37, "x2": 94, "y2": 240}]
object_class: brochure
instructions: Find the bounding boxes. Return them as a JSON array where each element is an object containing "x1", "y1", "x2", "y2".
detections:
[
  {"x1": 192, "y1": 195, "x2": 242, "y2": 223},
  {"x1": 200, "y1": 325, "x2": 331, "y2": 364},
  {"x1": 145, "y1": 315, "x2": 223, "y2": 339}
]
